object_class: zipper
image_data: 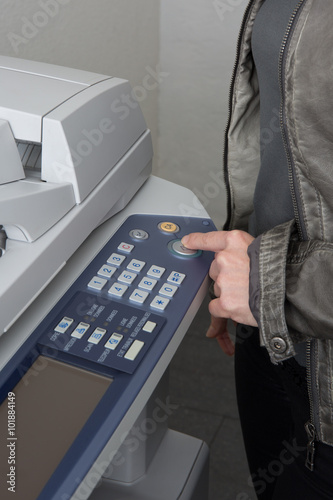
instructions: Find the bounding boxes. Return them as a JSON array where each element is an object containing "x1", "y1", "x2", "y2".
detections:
[
  {"x1": 305, "y1": 419, "x2": 316, "y2": 471},
  {"x1": 278, "y1": 0, "x2": 307, "y2": 241},
  {"x1": 223, "y1": 0, "x2": 255, "y2": 230},
  {"x1": 278, "y1": 0, "x2": 319, "y2": 471},
  {"x1": 305, "y1": 339, "x2": 315, "y2": 471},
  {"x1": 305, "y1": 339, "x2": 319, "y2": 471}
]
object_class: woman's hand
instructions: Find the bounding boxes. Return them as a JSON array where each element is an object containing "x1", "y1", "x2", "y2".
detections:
[{"x1": 181, "y1": 230, "x2": 258, "y2": 355}]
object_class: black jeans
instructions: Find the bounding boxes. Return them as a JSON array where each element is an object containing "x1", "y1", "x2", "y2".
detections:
[{"x1": 235, "y1": 325, "x2": 333, "y2": 500}]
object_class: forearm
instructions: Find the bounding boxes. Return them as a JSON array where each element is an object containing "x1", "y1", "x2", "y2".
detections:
[{"x1": 248, "y1": 220, "x2": 333, "y2": 363}]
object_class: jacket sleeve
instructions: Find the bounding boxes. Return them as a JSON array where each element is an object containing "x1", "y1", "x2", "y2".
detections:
[{"x1": 247, "y1": 219, "x2": 333, "y2": 364}]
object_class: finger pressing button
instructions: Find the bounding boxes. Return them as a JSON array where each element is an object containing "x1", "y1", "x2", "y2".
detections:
[{"x1": 168, "y1": 239, "x2": 202, "y2": 258}]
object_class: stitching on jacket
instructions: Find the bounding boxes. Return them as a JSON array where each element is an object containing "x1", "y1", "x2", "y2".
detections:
[
  {"x1": 287, "y1": 0, "x2": 324, "y2": 240},
  {"x1": 284, "y1": 8, "x2": 310, "y2": 238}
]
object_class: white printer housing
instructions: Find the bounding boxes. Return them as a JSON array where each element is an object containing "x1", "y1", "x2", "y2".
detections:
[
  {"x1": 0, "y1": 56, "x2": 152, "y2": 335},
  {"x1": 0, "y1": 58, "x2": 211, "y2": 500}
]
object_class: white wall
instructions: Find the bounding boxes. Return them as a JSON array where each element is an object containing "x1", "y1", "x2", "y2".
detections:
[
  {"x1": 157, "y1": 0, "x2": 248, "y2": 226},
  {"x1": 0, "y1": 0, "x2": 160, "y2": 153}
]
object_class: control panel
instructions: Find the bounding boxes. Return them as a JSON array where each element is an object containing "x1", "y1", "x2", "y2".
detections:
[{"x1": 26, "y1": 214, "x2": 214, "y2": 377}]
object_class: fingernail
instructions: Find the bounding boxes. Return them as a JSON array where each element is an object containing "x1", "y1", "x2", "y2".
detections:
[
  {"x1": 206, "y1": 326, "x2": 216, "y2": 338},
  {"x1": 181, "y1": 235, "x2": 189, "y2": 247}
]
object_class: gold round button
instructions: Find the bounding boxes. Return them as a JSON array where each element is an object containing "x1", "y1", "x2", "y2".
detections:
[{"x1": 158, "y1": 222, "x2": 180, "y2": 234}]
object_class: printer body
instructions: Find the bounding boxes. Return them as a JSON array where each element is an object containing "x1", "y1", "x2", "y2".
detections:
[
  {"x1": 0, "y1": 57, "x2": 211, "y2": 500},
  {"x1": 0, "y1": 56, "x2": 152, "y2": 337}
]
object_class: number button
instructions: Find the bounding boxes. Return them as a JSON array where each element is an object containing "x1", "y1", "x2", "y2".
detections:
[
  {"x1": 129, "y1": 289, "x2": 149, "y2": 304},
  {"x1": 97, "y1": 265, "x2": 116, "y2": 279},
  {"x1": 127, "y1": 259, "x2": 146, "y2": 273},
  {"x1": 88, "y1": 276, "x2": 108, "y2": 291},
  {"x1": 108, "y1": 283, "x2": 128, "y2": 297},
  {"x1": 118, "y1": 270, "x2": 137, "y2": 285},
  {"x1": 147, "y1": 265, "x2": 165, "y2": 279},
  {"x1": 159, "y1": 283, "x2": 178, "y2": 298},
  {"x1": 107, "y1": 253, "x2": 126, "y2": 267},
  {"x1": 138, "y1": 277, "x2": 157, "y2": 291}
]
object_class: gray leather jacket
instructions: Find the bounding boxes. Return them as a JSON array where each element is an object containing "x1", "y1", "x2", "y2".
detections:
[{"x1": 223, "y1": 0, "x2": 333, "y2": 464}]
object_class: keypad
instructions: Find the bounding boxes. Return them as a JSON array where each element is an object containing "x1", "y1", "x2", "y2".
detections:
[
  {"x1": 86, "y1": 241, "x2": 186, "y2": 314},
  {"x1": 41, "y1": 236, "x2": 187, "y2": 373}
]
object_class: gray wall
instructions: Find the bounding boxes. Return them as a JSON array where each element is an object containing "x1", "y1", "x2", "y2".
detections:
[
  {"x1": 0, "y1": 0, "x2": 160, "y2": 155},
  {"x1": 158, "y1": 0, "x2": 248, "y2": 225}
]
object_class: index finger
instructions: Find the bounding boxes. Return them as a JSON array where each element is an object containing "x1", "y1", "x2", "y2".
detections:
[{"x1": 181, "y1": 231, "x2": 228, "y2": 252}]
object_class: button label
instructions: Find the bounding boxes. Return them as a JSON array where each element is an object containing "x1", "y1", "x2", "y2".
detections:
[
  {"x1": 105, "y1": 333, "x2": 123, "y2": 350},
  {"x1": 88, "y1": 327, "x2": 107, "y2": 344},
  {"x1": 71, "y1": 322, "x2": 90, "y2": 339},
  {"x1": 55, "y1": 317, "x2": 74, "y2": 334}
]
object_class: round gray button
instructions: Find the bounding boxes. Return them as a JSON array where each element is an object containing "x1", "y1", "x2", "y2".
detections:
[
  {"x1": 168, "y1": 240, "x2": 202, "y2": 258},
  {"x1": 270, "y1": 337, "x2": 287, "y2": 354},
  {"x1": 129, "y1": 229, "x2": 149, "y2": 240}
]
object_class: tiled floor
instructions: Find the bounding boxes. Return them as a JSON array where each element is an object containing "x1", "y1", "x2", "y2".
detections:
[{"x1": 169, "y1": 295, "x2": 256, "y2": 500}]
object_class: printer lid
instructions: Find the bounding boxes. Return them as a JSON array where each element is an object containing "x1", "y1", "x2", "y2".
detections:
[{"x1": 0, "y1": 56, "x2": 111, "y2": 143}]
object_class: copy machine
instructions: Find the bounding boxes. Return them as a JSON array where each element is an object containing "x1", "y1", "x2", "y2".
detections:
[{"x1": 0, "y1": 57, "x2": 214, "y2": 500}]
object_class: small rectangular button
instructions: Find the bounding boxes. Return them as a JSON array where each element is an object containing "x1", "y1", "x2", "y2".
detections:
[
  {"x1": 105, "y1": 333, "x2": 123, "y2": 350},
  {"x1": 167, "y1": 271, "x2": 186, "y2": 285},
  {"x1": 107, "y1": 253, "x2": 126, "y2": 267},
  {"x1": 71, "y1": 322, "x2": 90, "y2": 339},
  {"x1": 118, "y1": 242, "x2": 134, "y2": 253},
  {"x1": 124, "y1": 340, "x2": 145, "y2": 361},
  {"x1": 127, "y1": 259, "x2": 146, "y2": 273},
  {"x1": 55, "y1": 317, "x2": 74, "y2": 334},
  {"x1": 97, "y1": 265, "x2": 117, "y2": 279},
  {"x1": 88, "y1": 276, "x2": 107, "y2": 291},
  {"x1": 142, "y1": 321, "x2": 157, "y2": 333},
  {"x1": 159, "y1": 283, "x2": 178, "y2": 297},
  {"x1": 150, "y1": 296, "x2": 170, "y2": 311},
  {"x1": 88, "y1": 327, "x2": 107, "y2": 344},
  {"x1": 147, "y1": 265, "x2": 165, "y2": 279},
  {"x1": 108, "y1": 283, "x2": 128, "y2": 297},
  {"x1": 129, "y1": 289, "x2": 149, "y2": 304},
  {"x1": 138, "y1": 277, "x2": 157, "y2": 291},
  {"x1": 118, "y1": 270, "x2": 137, "y2": 285}
]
